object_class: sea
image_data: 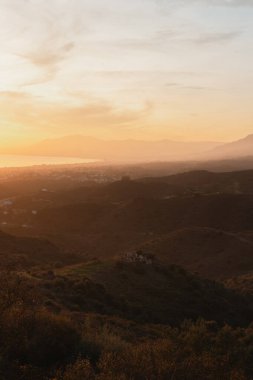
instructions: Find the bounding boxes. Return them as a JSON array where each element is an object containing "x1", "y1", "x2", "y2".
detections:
[{"x1": 0, "y1": 155, "x2": 99, "y2": 168}]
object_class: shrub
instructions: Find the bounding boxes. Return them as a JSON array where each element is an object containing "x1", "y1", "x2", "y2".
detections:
[
  {"x1": 1, "y1": 308, "x2": 81, "y2": 367},
  {"x1": 57, "y1": 359, "x2": 95, "y2": 380}
]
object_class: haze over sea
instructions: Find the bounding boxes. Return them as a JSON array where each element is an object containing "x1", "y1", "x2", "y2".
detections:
[{"x1": 0, "y1": 155, "x2": 98, "y2": 168}]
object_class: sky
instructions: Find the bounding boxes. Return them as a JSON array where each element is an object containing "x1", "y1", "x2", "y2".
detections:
[{"x1": 0, "y1": 0, "x2": 253, "y2": 147}]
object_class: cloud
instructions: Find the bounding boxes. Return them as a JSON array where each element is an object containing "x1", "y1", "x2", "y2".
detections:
[
  {"x1": 155, "y1": 0, "x2": 253, "y2": 8},
  {"x1": 0, "y1": 0, "x2": 83, "y2": 86},
  {"x1": 182, "y1": 85, "x2": 215, "y2": 90},
  {"x1": 164, "y1": 82, "x2": 218, "y2": 91},
  {"x1": 192, "y1": 31, "x2": 241, "y2": 44},
  {"x1": 200, "y1": 0, "x2": 253, "y2": 6},
  {"x1": 85, "y1": 30, "x2": 239, "y2": 55},
  {"x1": 0, "y1": 91, "x2": 153, "y2": 134},
  {"x1": 17, "y1": 41, "x2": 75, "y2": 86},
  {"x1": 23, "y1": 42, "x2": 75, "y2": 68}
]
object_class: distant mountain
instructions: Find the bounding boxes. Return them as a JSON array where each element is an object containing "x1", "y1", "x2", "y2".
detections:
[
  {"x1": 141, "y1": 168, "x2": 253, "y2": 193},
  {"x1": 5, "y1": 133, "x2": 253, "y2": 163},
  {"x1": 208, "y1": 134, "x2": 253, "y2": 159},
  {"x1": 15, "y1": 135, "x2": 221, "y2": 162}
]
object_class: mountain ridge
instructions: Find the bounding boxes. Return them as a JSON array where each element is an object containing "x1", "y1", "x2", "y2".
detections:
[
  {"x1": 6, "y1": 135, "x2": 222, "y2": 162},
  {"x1": 207, "y1": 134, "x2": 253, "y2": 159},
  {"x1": 6, "y1": 133, "x2": 253, "y2": 162}
]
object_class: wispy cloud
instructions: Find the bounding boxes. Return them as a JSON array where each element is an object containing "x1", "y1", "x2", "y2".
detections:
[
  {"x1": 23, "y1": 42, "x2": 75, "y2": 68},
  {"x1": 18, "y1": 42, "x2": 75, "y2": 85},
  {"x1": 192, "y1": 31, "x2": 241, "y2": 44},
  {"x1": 0, "y1": 91, "x2": 153, "y2": 134},
  {"x1": 86, "y1": 28, "x2": 240, "y2": 54},
  {"x1": 199, "y1": 0, "x2": 253, "y2": 7},
  {"x1": 155, "y1": 0, "x2": 253, "y2": 8}
]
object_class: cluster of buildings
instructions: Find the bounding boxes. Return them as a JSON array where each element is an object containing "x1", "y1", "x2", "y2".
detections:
[{"x1": 122, "y1": 251, "x2": 155, "y2": 265}]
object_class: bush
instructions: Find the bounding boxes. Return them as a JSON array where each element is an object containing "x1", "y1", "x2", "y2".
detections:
[
  {"x1": 1, "y1": 308, "x2": 81, "y2": 367},
  {"x1": 57, "y1": 359, "x2": 95, "y2": 380}
]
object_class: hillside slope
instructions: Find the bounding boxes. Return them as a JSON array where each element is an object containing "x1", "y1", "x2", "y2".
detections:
[
  {"x1": 139, "y1": 227, "x2": 253, "y2": 279},
  {"x1": 46, "y1": 260, "x2": 253, "y2": 326},
  {"x1": 35, "y1": 194, "x2": 253, "y2": 234},
  {"x1": 0, "y1": 230, "x2": 71, "y2": 268}
]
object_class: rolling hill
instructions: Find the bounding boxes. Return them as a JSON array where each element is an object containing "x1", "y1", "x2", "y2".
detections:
[
  {"x1": 34, "y1": 193, "x2": 253, "y2": 235},
  {"x1": 5, "y1": 169, "x2": 253, "y2": 279},
  {"x1": 0, "y1": 230, "x2": 73, "y2": 268},
  {"x1": 139, "y1": 227, "x2": 253, "y2": 279},
  {"x1": 43, "y1": 259, "x2": 253, "y2": 326},
  {"x1": 141, "y1": 169, "x2": 253, "y2": 194}
]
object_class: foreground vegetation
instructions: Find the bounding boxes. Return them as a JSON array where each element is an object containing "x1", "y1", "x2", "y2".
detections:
[{"x1": 0, "y1": 271, "x2": 253, "y2": 380}]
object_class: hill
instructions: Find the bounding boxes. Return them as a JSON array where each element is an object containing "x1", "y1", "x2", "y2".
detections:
[
  {"x1": 41, "y1": 259, "x2": 253, "y2": 326},
  {"x1": 0, "y1": 230, "x2": 72, "y2": 268},
  {"x1": 139, "y1": 227, "x2": 253, "y2": 279},
  {"x1": 28, "y1": 191, "x2": 253, "y2": 259},
  {"x1": 209, "y1": 134, "x2": 253, "y2": 159},
  {"x1": 5, "y1": 169, "x2": 253, "y2": 273},
  {"x1": 34, "y1": 193, "x2": 253, "y2": 235},
  {"x1": 43, "y1": 169, "x2": 253, "y2": 208},
  {"x1": 141, "y1": 169, "x2": 253, "y2": 194}
]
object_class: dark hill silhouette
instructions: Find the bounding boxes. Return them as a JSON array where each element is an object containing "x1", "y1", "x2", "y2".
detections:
[
  {"x1": 60, "y1": 179, "x2": 174, "y2": 204},
  {"x1": 51, "y1": 169, "x2": 253, "y2": 208},
  {"x1": 100, "y1": 194, "x2": 253, "y2": 233},
  {"x1": 139, "y1": 227, "x2": 253, "y2": 279},
  {"x1": 0, "y1": 230, "x2": 72, "y2": 268},
  {"x1": 52, "y1": 260, "x2": 253, "y2": 326},
  {"x1": 11, "y1": 169, "x2": 253, "y2": 271},
  {"x1": 142, "y1": 169, "x2": 253, "y2": 194},
  {"x1": 97, "y1": 180, "x2": 173, "y2": 201},
  {"x1": 32, "y1": 193, "x2": 253, "y2": 261}
]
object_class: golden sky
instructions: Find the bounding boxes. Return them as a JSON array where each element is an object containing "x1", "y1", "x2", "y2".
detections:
[{"x1": 0, "y1": 0, "x2": 253, "y2": 146}]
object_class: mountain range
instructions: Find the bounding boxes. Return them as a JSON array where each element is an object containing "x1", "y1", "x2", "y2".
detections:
[
  {"x1": 8, "y1": 135, "x2": 220, "y2": 162},
  {"x1": 7, "y1": 133, "x2": 253, "y2": 163},
  {"x1": 209, "y1": 134, "x2": 253, "y2": 159}
]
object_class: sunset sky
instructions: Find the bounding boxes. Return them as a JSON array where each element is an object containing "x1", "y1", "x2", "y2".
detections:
[{"x1": 0, "y1": 0, "x2": 253, "y2": 147}]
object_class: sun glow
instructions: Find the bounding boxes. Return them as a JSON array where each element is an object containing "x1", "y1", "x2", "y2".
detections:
[{"x1": 0, "y1": 0, "x2": 253, "y2": 149}]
